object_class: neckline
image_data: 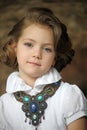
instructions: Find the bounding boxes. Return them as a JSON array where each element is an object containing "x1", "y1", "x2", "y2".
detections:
[{"x1": 6, "y1": 68, "x2": 61, "y2": 93}]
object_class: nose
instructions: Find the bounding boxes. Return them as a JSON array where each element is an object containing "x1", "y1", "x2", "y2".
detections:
[{"x1": 33, "y1": 48, "x2": 41, "y2": 59}]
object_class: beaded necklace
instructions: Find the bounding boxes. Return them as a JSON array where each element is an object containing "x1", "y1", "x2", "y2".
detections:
[{"x1": 14, "y1": 80, "x2": 61, "y2": 130}]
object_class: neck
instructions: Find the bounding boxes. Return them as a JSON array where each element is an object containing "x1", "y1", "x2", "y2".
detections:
[{"x1": 19, "y1": 72, "x2": 37, "y2": 88}]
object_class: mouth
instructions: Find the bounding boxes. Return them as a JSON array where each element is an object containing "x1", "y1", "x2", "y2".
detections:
[{"x1": 27, "y1": 62, "x2": 41, "y2": 66}]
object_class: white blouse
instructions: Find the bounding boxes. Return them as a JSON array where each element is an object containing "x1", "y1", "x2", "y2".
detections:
[{"x1": 0, "y1": 68, "x2": 87, "y2": 130}]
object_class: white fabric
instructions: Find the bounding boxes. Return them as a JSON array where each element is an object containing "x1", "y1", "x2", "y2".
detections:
[
  {"x1": 6, "y1": 68, "x2": 61, "y2": 94},
  {"x1": 0, "y1": 68, "x2": 87, "y2": 130}
]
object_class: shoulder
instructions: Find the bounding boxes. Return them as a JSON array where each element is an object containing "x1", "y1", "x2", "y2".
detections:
[
  {"x1": 56, "y1": 81, "x2": 87, "y2": 124},
  {"x1": 58, "y1": 82, "x2": 87, "y2": 107},
  {"x1": 58, "y1": 81, "x2": 86, "y2": 100},
  {"x1": 53, "y1": 81, "x2": 87, "y2": 109},
  {"x1": 0, "y1": 93, "x2": 15, "y2": 106}
]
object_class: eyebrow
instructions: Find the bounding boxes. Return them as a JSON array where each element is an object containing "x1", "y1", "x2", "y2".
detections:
[{"x1": 23, "y1": 38, "x2": 35, "y2": 42}]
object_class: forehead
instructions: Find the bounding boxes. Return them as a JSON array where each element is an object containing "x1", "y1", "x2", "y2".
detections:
[
  {"x1": 22, "y1": 24, "x2": 54, "y2": 40},
  {"x1": 23, "y1": 23, "x2": 53, "y2": 33}
]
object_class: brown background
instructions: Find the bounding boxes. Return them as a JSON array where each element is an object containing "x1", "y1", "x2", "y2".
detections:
[{"x1": 0, "y1": 0, "x2": 87, "y2": 97}]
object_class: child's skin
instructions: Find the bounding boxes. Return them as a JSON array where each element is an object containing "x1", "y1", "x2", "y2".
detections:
[{"x1": 14, "y1": 24, "x2": 55, "y2": 87}]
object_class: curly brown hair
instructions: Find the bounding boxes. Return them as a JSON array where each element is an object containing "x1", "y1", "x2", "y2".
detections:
[{"x1": 0, "y1": 7, "x2": 74, "y2": 72}]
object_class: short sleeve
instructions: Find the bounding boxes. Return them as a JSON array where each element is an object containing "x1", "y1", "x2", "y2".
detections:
[
  {"x1": 0, "y1": 97, "x2": 12, "y2": 130},
  {"x1": 62, "y1": 83, "x2": 87, "y2": 125}
]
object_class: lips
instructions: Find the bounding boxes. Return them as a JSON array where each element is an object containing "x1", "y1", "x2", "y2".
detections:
[{"x1": 27, "y1": 61, "x2": 41, "y2": 66}]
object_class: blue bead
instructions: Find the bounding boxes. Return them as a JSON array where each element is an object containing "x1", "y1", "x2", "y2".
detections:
[
  {"x1": 53, "y1": 82, "x2": 59, "y2": 86},
  {"x1": 30, "y1": 102, "x2": 38, "y2": 113}
]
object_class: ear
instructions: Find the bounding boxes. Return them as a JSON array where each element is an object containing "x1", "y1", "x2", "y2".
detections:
[{"x1": 9, "y1": 42, "x2": 17, "y2": 52}]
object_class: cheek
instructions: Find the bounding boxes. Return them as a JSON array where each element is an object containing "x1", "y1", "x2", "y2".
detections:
[
  {"x1": 44, "y1": 55, "x2": 55, "y2": 67},
  {"x1": 16, "y1": 50, "x2": 26, "y2": 64}
]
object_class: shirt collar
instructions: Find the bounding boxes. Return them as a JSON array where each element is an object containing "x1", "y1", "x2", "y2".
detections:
[{"x1": 6, "y1": 68, "x2": 61, "y2": 93}]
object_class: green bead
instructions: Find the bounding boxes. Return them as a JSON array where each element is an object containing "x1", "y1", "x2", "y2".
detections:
[
  {"x1": 37, "y1": 95, "x2": 43, "y2": 101},
  {"x1": 23, "y1": 96, "x2": 30, "y2": 103}
]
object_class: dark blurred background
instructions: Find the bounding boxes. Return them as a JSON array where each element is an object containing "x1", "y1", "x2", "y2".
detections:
[{"x1": 0, "y1": 0, "x2": 87, "y2": 97}]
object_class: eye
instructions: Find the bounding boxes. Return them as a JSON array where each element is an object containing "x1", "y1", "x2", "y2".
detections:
[
  {"x1": 44, "y1": 47, "x2": 52, "y2": 53},
  {"x1": 24, "y1": 42, "x2": 33, "y2": 47}
]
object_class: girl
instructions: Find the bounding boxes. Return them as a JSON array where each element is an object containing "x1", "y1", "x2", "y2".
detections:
[{"x1": 0, "y1": 7, "x2": 87, "y2": 130}]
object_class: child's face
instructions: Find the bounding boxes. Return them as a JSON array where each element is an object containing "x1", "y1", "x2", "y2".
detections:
[{"x1": 15, "y1": 24, "x2": 55, "y2": 81}]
